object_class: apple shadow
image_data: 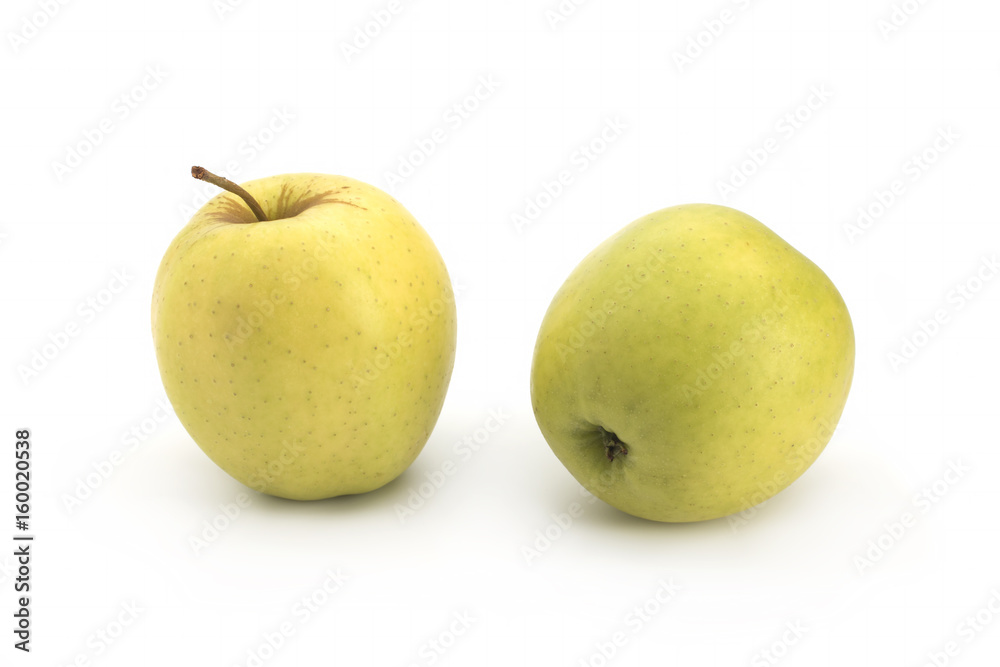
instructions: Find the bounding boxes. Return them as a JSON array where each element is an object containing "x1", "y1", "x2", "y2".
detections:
[
  {"x1": 568, "y1": 468, "x2": 833, "y2": 542},
  {"x1": 579, "y1": 497, "x2": 737, "y2": 536}
]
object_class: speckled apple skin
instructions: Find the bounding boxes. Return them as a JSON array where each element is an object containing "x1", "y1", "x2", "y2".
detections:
[
  {"x1": 152, "y1": 174, "x2": 456, "y2": 500},
  {"x1": 531, "y1": 204, "x2": 854, "y2": 522}
]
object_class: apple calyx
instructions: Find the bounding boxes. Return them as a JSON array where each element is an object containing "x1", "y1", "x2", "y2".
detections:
[
  {"x1": 602, "y1": 430, "x2": 628, "y2": 462},
  {"x1": 192, "y1": 166, "x2": 268, "y2": 222}
]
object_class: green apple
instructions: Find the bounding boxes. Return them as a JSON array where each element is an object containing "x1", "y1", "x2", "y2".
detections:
[
  {"x1": 530, "y1": 204, "x2": 854, "y2": 522},
  {"x1": 152, "y1": 168, "x2": 456, "y2": 500}
]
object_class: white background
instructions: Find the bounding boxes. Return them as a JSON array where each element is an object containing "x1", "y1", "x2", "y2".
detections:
[{"x1": 2, "y1": 0, "x2": 999, "y2": 665}]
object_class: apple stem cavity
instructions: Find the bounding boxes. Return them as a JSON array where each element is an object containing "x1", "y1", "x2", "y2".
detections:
[
  {"x1": 191, "y1": 166, "x2": 269, "y2": 223},
  {"x1": 602, "y1": 430, "x2": 628, "y2": 462}
]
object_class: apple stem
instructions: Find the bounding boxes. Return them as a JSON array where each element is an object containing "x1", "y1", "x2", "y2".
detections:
[{"x1": 191, "y1": 166, "x2": 268, "y2": 222}]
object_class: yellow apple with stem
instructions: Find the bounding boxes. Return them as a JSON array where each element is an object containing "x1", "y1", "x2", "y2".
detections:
[{"x1": 152, "y1": 167, "x2": 457, "y2": 500}]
